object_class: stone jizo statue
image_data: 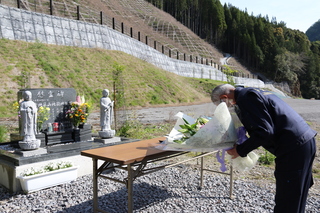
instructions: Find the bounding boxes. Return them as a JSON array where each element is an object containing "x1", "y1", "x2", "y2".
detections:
[
  {"x1": 99, "y1": 89, "x2": 115, "y2": 138},
  {"x1": 100, "y1": 89, "x2": 113, "y2": 131},
  {"x1": 19, "y1": 91, "x2": 41, "y2": 150}
]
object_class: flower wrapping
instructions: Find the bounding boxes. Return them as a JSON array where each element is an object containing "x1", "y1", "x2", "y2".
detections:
[
  {"x1": 157, "y1": 102, "x2": 237, "y2": 152},
  {"x1": 229, "y1": 126, "x2": 259, "y2": 172}
]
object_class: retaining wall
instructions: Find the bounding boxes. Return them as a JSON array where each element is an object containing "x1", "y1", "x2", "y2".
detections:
[{"x1": 0, "y1": 4, "x2": 265, "y2": 87}]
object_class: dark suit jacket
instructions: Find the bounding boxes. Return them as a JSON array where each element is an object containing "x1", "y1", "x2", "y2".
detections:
[{"x1": 234, "y1": 87, "x2": 317, "y2": 157}]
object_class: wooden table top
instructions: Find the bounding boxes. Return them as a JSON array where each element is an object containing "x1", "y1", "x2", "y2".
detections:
[{"x1": 81, "y1": 137, "x2": 180, "y2": 165}]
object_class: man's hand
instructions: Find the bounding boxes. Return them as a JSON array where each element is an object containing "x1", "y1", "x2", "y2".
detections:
[{"x1": 227, "y1": 145, "x2": 240, "y2": 159}]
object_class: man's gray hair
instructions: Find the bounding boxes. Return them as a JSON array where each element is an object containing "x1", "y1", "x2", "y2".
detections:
[{"x1": 211, "y1": 84, "x2": 235, "y2": 104}]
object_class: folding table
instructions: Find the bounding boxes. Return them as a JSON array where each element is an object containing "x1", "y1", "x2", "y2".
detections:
[{"x1": 81, "y1": 137, "x2": 233, "y2": 213}]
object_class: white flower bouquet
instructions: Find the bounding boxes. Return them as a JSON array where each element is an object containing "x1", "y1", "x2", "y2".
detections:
[
  {"x1": 157, "y1": 102, "x2": 237, "y2": 152},
  {"x1": 156, "y1": 102, "x2": 258, "y2": 172}
]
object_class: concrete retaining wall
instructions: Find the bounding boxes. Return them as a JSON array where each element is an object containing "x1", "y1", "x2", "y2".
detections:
[{"x1": 0, "y1": 4, "x2": 265, "y2": 88}]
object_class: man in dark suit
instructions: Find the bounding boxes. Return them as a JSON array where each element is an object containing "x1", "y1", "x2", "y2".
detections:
[{"x1": 211, "y1": 84, "x2": 317, "y2": 213}]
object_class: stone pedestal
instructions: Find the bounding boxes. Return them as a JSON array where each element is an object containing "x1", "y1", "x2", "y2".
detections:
[
  {"x1": 18, "y1": 139, "x2": 41, "y2": 150},
  {"x1": 11, "y1": 133, "x2": 46, "y2": 148},
  {"x1": 98, "y1": 130, "x2": 116, "y2": 139},
  {"x1": 94, "y1": 137, "x2": 121, "y2": 144}
]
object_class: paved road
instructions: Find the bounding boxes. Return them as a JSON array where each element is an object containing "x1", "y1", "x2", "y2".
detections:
[
  {"x1": 132, "y1": 97, "x2": 320, "y2": 125},
  {"x1": 282, "y1": 98, "x2": 320, "y2": 124}
]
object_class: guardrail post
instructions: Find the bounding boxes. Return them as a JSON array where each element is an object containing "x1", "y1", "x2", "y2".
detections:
[
  {"x1": 50, "y1": 0, "x2": 53, "y2": 15},
  {"x1": 77, "y1": 6, "x2": 80, "y2": 20}
]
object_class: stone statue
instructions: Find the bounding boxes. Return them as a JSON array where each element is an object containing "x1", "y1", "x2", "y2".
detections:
[
  {"x1": 99, "y1": 89, "x2": 115, "y2": 138},
  {"x1": 19, "y1": 91, "x2": 41, "y2": 150}
]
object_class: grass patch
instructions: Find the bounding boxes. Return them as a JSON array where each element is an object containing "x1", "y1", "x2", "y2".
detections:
[
  {"x1": 0, "y1": 38, "x2": 223, "y2": 119},
  {"x1": 0, "y1": 126, "x2": 8, "y2": 143}
]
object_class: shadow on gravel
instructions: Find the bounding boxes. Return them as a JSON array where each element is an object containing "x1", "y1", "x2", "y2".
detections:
[
  {"x1": 56, "y1": 182, "x2": 175, "y2": 213},
  {"x1": 55, "y1": 182, "x2": 233, "y2": 213}
]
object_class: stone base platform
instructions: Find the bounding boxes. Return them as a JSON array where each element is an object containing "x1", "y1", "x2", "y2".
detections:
[
  {"x1": 0, "y1": 138, "x2": 138, "y2": 193},
  {"x1": 15, "y1": 148, "x2": 48, "y2": 157},
  {"x1": 94, "y1": 137, "x2": 121, "y2": 144}
]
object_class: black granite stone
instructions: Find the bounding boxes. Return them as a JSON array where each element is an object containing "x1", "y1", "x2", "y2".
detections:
[
  {"x1": 18, "y1": 88, "x2": 77, "y2": 131},
  {"x1": 45, "y1": 131, "x2": 74, "y2": 145},
  {"x1": 72, "y1": 124, "x2": 92, "y2": 142},
  {"x1": 36, "y1": 133, "x2": 46, "y2": 147}
]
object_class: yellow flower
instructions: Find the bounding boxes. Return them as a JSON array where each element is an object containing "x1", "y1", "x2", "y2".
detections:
[
  {"x1": 13, "y1": 101, "x2": 20, "y2": 110},
  {"x1": 37, "y1": 106, "x2": 51, "y2": 132}
]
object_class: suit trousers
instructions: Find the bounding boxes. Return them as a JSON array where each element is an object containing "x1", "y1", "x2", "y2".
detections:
[{"x1": 274, "y1": 138, "x2": 316, "y2": 213}]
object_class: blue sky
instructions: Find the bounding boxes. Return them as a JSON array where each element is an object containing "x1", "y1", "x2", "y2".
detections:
[{"x1": 220, "y1": 0, "x2": 320, "y2": 33}]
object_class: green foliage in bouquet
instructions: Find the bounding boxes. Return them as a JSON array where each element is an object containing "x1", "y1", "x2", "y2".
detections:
[{"x1": 174, "y1": 117, "x2": 209, "y2": 144}]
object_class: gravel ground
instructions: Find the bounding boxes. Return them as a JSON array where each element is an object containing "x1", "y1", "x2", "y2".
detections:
[
  {"x1": 0, "y1": 161, "x2": 319, "y2": 213},
  {"x1": 1, "y1": 98, "x2": 320, "y2": 212}
]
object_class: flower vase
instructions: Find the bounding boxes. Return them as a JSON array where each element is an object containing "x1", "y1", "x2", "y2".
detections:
[
  {"x1": 73, "y1": 124, "x2": 80, "y2": 130},
  {"x1": 37, "y1": 122, "x2": 43, "y2": 133}
]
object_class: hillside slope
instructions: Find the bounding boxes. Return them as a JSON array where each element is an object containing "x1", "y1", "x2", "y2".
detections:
[
  {"x1": 0, "y1": 39, "x2": 220, "y2": 118},
  {"x1": 3, "y1": 0, "x2": 250, "y2": 73}
]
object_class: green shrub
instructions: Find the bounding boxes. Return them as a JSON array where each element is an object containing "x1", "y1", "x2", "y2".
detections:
[
  {"x1": 0, "y1": 125, "x2": 8, "y2": 143},
  {"x1": 258, "y1": 149, "x2": 276, "y2": 165}
]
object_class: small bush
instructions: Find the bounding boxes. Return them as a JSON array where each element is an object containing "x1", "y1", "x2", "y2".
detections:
[
  {"x1": 258, "y1": 149, "x2": 275, "y2": 165},
  {"x1": 0, "y1": 125, "x2": 8, "y2": 143}
]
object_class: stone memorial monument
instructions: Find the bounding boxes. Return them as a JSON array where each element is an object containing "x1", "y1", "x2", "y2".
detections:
[
  {"x1": 14, "y1": 88, "x2": 92, "y2": 148},
  {"x1": 99, "y1": 89, "x2": 116, "y2": 138},
  {"x1": 18, "y1": 88, "x2": 77, "y2": 130},
  {"x1": 19, "y1": 91, "x2": 41, "y2": 150}
]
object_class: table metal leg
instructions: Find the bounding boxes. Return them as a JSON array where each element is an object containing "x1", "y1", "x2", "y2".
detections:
[
  {"x1": 93, "y1": 158, "x2": 98, "y2": 212},
  {"x1": 200, "y1": 156, "x2": 204, "y2": 188},
  {"x1": 229, "y1": 165, "x2": 234, "y2": 199},
  {"x1": 127, "y1": 164, "x2": 133, "y2": 213}
]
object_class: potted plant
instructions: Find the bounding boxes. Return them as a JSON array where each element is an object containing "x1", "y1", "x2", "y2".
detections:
[{"x1": 18, "y1": 162, "x2": 78, "y2": 193}]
